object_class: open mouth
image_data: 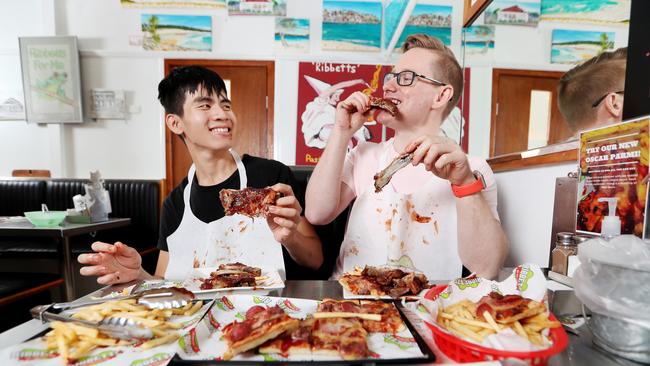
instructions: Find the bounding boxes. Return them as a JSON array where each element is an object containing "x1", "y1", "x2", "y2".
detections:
[{"x1": 209, "y1": 126, "x2": 231, "y2": 134}]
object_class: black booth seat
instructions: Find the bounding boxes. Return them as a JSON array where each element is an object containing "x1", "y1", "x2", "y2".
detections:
[{"x1": 288, "y1": 166, "x2": 350, "y2": 280}]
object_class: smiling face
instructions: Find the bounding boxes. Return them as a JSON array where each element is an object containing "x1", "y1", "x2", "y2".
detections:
[
  {"x1": 168, "y1": 86, "x2": 236, "y2": 153},
  {"x1": 377, "y1": 48, "x2": 453, "y2": 132}
]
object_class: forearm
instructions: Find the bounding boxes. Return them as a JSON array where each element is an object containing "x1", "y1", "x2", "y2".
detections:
[
  {"x1": 305, "y1": 128, "x2": 352, "y2": 224},
  {"x1": 282, "y1": 223, "x2": 323, "y2": 270},
  {"x1": 137, "y1": 267, "x2": 159, "y2": 281},
  {"x1": 456, "y1": 194, "x2": 508, "y2": 279}
]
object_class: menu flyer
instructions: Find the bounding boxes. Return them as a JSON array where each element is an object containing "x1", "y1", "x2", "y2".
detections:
[{"x1": 577, "y1": 117, "x2": 650, "y2": 237}]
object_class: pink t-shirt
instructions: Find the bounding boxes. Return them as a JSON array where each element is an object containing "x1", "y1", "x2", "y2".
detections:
[{"x1": 341, "y1": 139, "x2": 500, "y2": 220}]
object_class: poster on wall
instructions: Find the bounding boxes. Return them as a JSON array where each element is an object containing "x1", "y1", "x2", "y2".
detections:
[
  {"x1": 295, "y1": 62, "x2": 393, "y2": 165},
  {"x1": 322, "y1": 1, "x2": 382, "y2": 52},
  {"x1": 576, "y1": 117, "x2": 649, "y2": 238},
  {"x1": 484, "y1": 0, "x2": 540, "y2": 27},
  {"x1": 275, "y1": 18, "x2": 310, "y2": 54},
  {"x1": 462, "y1": 25, "x2": 495, "y2": 61},
  {"x1": 121, "y1": 0, "x2": 225, "y2": 8},
  {"x1": 227, "y1": 0, "x2": 286, "y2": 16},
  {"x1": 395, "y1": 4, "x2": 452, "y2": 50},
  {"x1": 550, "y1": 29, "x2": 614, "y2": 64},
  {"x1": 0, "y1": 92, "x2": 25, "y2": 120},
  {"x1": 540, "y1": 0, "x2": 630, "y2": 26},
  {"x1": 18, "y1": 36, "x2": 83, "y2": 123},
  {"x1": 141, "y1": 14, "x2": 212, "y2": 51}
]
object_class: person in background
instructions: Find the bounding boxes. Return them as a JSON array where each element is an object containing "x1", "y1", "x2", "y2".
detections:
[
  {"x1": 78, "y1": 65, "x2": 323, "y2": 284},
  {"x1": 305, "y1": 34, "x2": 508, "y2": 281},
  {"x1": 558, "y1": 47, "x2": 627, "y2": 139}
]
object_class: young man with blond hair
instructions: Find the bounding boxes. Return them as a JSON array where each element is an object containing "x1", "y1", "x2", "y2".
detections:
[
  {"x1": 558, "y1": 48, "x2": 627, "y2": 138},
  {"x1": 306, "y1": 34, "x2": 508, "y2": 280}
]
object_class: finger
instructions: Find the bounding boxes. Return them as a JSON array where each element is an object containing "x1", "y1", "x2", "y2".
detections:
[
  {"x1": 273, "y1": 216, "x2": 298, "y2": 229},
  {"x1": 269, "y1": 183, "x2": 293, "y2": 196},
  {"x1": 423, "y1": 144, "x2": 443, "y2": 168},
  {"x1": 434, "y1": 151, "x2": 460, "y2": 171},
  {"x1": 273, "y1": 194, "x2": 298, "y2": 208},
  {"x1": 268, "y1": 206, "x2": 299, "y2": 219},
  {"x1": 90, "y1": 241, "x2": 117, "y2": 254},
  {"x1": 404, "y1": 136, "x2": 427, "y2": 154},
  {"x1": 97, "y1": 271, "x2": 122, "y2": 285},
  {"x1": 77, "y1": 253, "x2": 102, "y2": 265},
  {"x1": 411, "y1": 140, "x2": 432, "y2": 165},
  {"x1": 114, "y1": 242, "x2": 138, "y2": 257},
  {"x1": 80, "y1": 265, "x2": 110, "y2": 277}
]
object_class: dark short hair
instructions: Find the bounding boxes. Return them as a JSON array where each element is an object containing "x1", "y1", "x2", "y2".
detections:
[
  {"x1": 157, "y1": 65, "x2": 227, "y2": 116},
  {"x1": 558, "y1": 47, "x2": 627, "y2": 131},
  {"x1": 401, "y1": 34, "x2": 463, "y2": 119}
]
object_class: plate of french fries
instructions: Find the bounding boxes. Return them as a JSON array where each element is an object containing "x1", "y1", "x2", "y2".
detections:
[
  {"x1": 407, "y1": 264, "x2": 569, "y2": 363},
  {"x1": 34, "y1": 298, "x2": 209, "y2": 365}
]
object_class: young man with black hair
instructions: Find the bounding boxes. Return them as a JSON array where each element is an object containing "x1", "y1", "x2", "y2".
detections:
[{"x1": 78, "y1": 66, "x2": 322, "y2": 284}]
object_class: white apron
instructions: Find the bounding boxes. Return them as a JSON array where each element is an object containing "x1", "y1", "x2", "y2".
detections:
[
  {"x1": 332, "y1": 142, "x2": 462, "y2": 281},
  {"x1": 165, "y1": 149, "x2": 286, "y2": 280}
]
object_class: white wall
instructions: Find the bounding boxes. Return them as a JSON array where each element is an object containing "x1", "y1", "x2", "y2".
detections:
[{"x1": 494, "y1": 161, "x2": 577, "y2": 267}]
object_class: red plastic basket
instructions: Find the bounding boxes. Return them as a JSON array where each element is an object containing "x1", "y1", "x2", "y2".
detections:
[{"x1": 424, "y1": 285, "x2": 569, "y2": 366}]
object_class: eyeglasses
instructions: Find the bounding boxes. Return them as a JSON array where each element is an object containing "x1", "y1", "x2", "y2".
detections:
[
  {"x1": 592, "y1": 90, "x2": 624, "y2": 108},
  {"x1": 384, "y1": 70, "x2": 447, "y2": 87}
]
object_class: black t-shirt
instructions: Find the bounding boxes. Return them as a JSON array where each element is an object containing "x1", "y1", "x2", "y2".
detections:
[{"x1": 157, "y1": 155, "x2": 309, "y2": 278}]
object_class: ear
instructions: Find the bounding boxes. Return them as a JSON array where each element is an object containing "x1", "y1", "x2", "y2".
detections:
[
  {"x1": 603, "y1": 92, "x2": 623, "y2": 119},
  {"x1": 165, "y1": 113, "x2": 184, "y2": 136},
  {"x1": 432, "y1": 85, "x2": 454, "y2": 109}
]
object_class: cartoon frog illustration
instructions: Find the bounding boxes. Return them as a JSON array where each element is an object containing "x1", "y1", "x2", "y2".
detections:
[{"x1": 36, "y1": 71, "x2": 68, "y2": 98}]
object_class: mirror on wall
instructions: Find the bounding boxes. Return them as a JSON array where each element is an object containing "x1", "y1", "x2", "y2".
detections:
[{"x1": 459, "y1": 0, "x2": 631, "y2": 166}]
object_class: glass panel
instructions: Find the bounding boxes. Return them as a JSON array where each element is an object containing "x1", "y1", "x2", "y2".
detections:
[
  {"x1": 527, "y1": 89, "x2": 551, "y2": 150},
  {"x1": 224, "y1": 79, "x2": 232, "y2": 99}
]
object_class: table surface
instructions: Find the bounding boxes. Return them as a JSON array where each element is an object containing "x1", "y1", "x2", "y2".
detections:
[
  {"x1": 0, "y1": 217, "x2": 131, "y2": 237},
  {"x1": 1, "y1": 281, "x2": 642, "y2": 366}
]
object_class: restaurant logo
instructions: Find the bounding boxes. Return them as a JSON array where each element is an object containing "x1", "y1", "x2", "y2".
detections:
[
  {"x1": 204, "y1": 310, "x2": 221, "y2": 334},
  {"x1": 383, "y1": 335, "x2": 414, "y2": 350},
  {"x1": 454, "y1": 277, "x2": 481, "y2": 290},
  {"x1": 178, "y1": 328, "x2": 200, "y2": 354},
  {"x1": 130, "y1": 352, "x2": 173, "y2": 366},
  {"x1": 515, "y1": 265, "x2": 533, "y2": 291},
  {"x1": 277, "y1": 299, "x2": 301, "y2": 313},
  {"x1": 72, "y1": 350, "x2": 122, "y2": 366},
  {"x1": 15, "y1": 348, "x2": 58, "y2": 360},
  {"x1": 215, "y1": 296, "x2": 235, "y2": 311},
  {"x1": 253, "y1": 296, "x2": 271, "y2": 305}
]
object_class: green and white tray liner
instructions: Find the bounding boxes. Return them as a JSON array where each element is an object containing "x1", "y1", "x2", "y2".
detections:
[
  {"x1": 405, "y1": 264, "x2": 552, "y2": 352},
  {"x1": 176, "y1": 295, "x2": 426, "y2": 361},
  {"x1": 0, "y1": 301, "x2": 213, "y2": 366}
]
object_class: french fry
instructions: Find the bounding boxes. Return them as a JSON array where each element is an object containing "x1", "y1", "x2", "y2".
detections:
[
  {"x1": 481, "y1": 311, "x2": 501, "y2": 332},
  {"x1": 45, "y1": 298, "x2": 200, "y2": 365},
  {"x1": 513, "y1": 320, "x2": 528, "y2": 340},
  {"x1": 140, "y1": 333, "x2": 180, "y2": 350},
  {"x1": 184, "y1": 300, "x2": 204, "y2": 316}
]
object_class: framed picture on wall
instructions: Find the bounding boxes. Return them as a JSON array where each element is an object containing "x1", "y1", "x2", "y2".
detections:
[{"x1": 19, "y1": 36, "x2": 84, "y2": 123}]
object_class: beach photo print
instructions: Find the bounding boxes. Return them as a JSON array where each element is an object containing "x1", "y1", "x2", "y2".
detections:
[
  {"x1": 550, "y1": 29, "x2": 614, "y2": 64},
  {"x1": 540, "y1": 0, "x2": 630, "y2": 26},
  {"x1": 275, "y1": 18, "x2": 310, "y2": 54},
  {"x1": 395, "y1": 4, "x2": 452, "y2": 51},
  {"x1": 484, "y1": 0, "x2": 540, "y2": 27},
  {"x1": 322, "y1": 0, "x2": 382, "y2": 52},
  {"x1": 141, "y1": 14, "x2": 212, "y2": 51}
]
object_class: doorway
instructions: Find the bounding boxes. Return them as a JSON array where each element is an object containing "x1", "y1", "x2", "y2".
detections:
[
  {"x1": 490, "y1": 69, "x2": 571, "y2": 157},
  {"x1": 163, "y1": 60, "x2": 275, "y2": 195}
]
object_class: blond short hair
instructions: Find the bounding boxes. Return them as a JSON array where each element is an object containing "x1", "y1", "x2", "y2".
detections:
[
  {"x1": 401, "y1": 34, "x2": 463, "y2": 119},
  {"x1": 558, "y1": 48, "x2": 627, "y2": 131}
]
